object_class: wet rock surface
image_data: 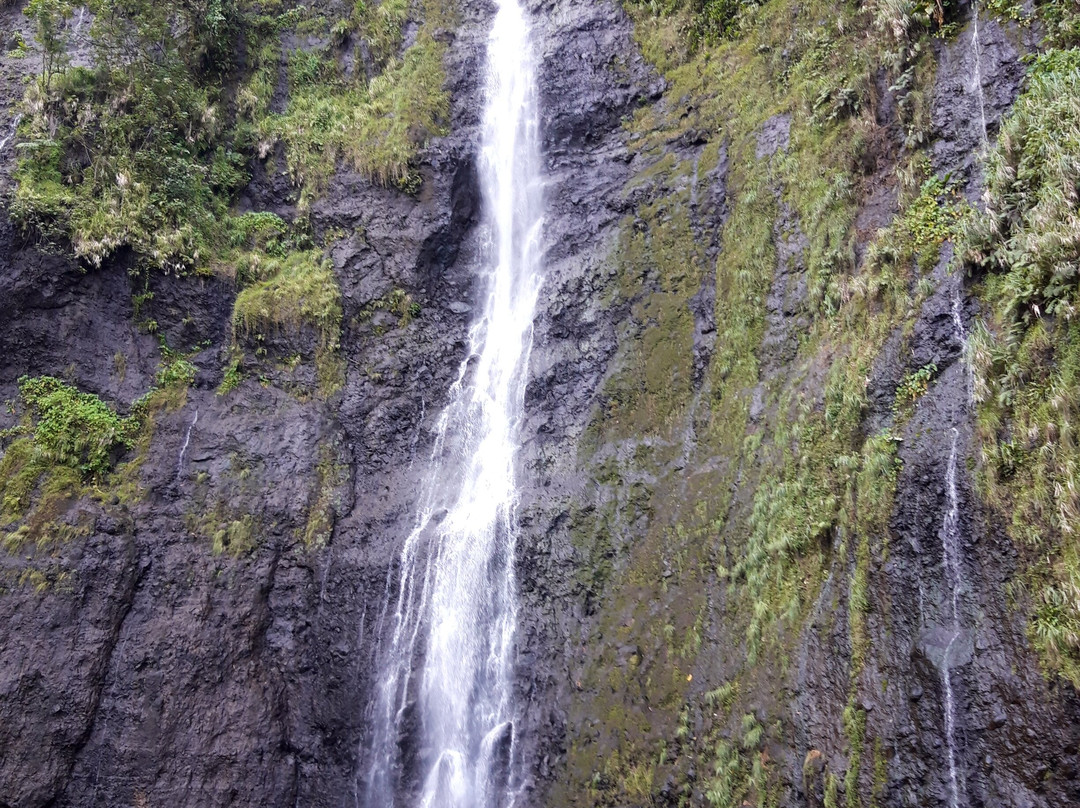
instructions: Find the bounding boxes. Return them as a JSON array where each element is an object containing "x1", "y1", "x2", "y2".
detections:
[
  {"x1": 0, "y1": 0, "x2": 657, "y2": 804},
  {"x1": 1, "y1": 0, "x2": 1080, "y2": 806}
]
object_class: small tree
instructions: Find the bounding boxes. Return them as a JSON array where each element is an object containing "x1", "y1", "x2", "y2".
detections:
[{"x1": 26, "y1": 0, "x2": 73, "y2": 90}]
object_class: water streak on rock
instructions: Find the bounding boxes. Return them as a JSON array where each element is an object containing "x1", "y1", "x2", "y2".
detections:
[{"x1": 941, "y1": 427, "x2": 967, "y2": 808}]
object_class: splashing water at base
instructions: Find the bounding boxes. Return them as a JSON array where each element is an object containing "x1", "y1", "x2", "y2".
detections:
[{"x1": 362, "y1": 1, "x2": 543, "y2": 807}]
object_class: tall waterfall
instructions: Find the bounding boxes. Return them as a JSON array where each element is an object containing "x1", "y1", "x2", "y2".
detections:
[{"x1": 363, "y1": 1, "x2": 543, "y2": 806}]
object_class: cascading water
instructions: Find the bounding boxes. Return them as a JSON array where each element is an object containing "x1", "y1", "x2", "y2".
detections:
[
  {"x1": 936, "y1": 290, "x2": 972, "y2": 808},
  {"x1": 0, "y1": 115, "x2": 21, "y2": 154},
  {"x1": 940, "y1": 428, "x2": 967, "y2": 808},
  {"x1": 176, "y1": 408, "x2": 199, "y2": 480},
  {"x1": 362, "y1": 1, "x2": 543, "y2": 806},
  {"x1": 952, "y1": 289, "x2": 975, "y2": 408},
  {"x1": 970, "y1": 0, "x2": 989, "y2": 147}
]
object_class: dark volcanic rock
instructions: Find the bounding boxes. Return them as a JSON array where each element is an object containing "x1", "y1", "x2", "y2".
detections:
[
  {"x1": 0, "y1": 0, "x2": 657, "y2": 804},
  {"x1": 2, "y1": 0, "x2": 1080, "y2": 806}
]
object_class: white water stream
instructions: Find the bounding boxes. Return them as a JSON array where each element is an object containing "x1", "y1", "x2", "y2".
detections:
[
  {"x1": 0, "y1": 115, "x2": 22, "y2": 154},
  {"x1": 939, "y1": 287, "x2": 972, "y2": 808},
  {"x1": 952, "y1": 289, "x2": 975, "y2": 408},
  {"x1": 363, "y1": 1, "x2": 543, "y2": 806},
  {"x1": 176, "y1": 408, "x2": 199, "y2": 480},
  {"x1": 940, "y1": 428, "x2": 967, "y2": 808},
  {"x1": 938, "y1": 24, "x2": 987, "y2": 794},
  {"x1": 970, "y1": 1, "x2": 989, "y2": 148}
]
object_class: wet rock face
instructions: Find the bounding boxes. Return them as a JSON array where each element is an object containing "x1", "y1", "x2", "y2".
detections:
[
  {"x1": 930, "y1": 9, "x2": 1026, "y2": 178},
  {"x1": 0, "y1": 0, "x2": 654, "y2": 805},
  {"x1": 3, "y1": 0, "x2": 1080, "y2": 806}
]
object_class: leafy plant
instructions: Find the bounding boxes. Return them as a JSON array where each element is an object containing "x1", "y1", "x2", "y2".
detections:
[
  {"x1": 896, "y1": 363, "x2": 937, "y2": 404},
  {"x1": 14, "y1": 375, "x2": 136, "y2": 478}
]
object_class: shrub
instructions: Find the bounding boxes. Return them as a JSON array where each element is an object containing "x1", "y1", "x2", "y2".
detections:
[
  {"x1": 896, "y1": 363, "x2": 937, "y2": 404},
  {"x1": 16, "y1": 376, "x2": 136, "y2": 477}
]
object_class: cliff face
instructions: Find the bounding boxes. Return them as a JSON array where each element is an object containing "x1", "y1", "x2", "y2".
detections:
[{"x1": 1, "y1": 0, "x2": 1079, "y2": 806}]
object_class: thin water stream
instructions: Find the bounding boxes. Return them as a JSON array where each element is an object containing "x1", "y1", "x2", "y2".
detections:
[
  {"x1": 970, "y1": 0, "x2": 989, "y2": 148},
  {"x1": 362, "y1": 1, "x2": 543, "y2": 806},
  {"x1": 940, "y1": 428, "x2": 967, "y2": 808},
  {"x1": 176, "y1": 408, "x2": 199, "y2": 480},
  {"x1": 939, "y1": 287, "x2": 972, "y2": 808},
  {"x1": 0, "y1": 115, "x2": 21, "y2": 154}
]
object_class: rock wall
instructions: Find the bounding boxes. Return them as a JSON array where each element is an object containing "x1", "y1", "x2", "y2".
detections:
[{"x1": 1, "y1": 0, "x2": 1079, "y2": 807}]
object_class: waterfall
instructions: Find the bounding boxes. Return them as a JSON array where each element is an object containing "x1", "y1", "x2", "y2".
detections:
[
  {"x1": 362, "y1": 1, "x2": 543, "y2": 806},
  {"x1": 940, "y1": 428, "x2": 967, "y2": 808},
  {"x1": 176, "y1": 408, "x2": 199, "y2": 480},
  {"x1": 0, "y1": 115, "x2": 22, "y2": 154},
  {"x1": 935, "y1": 287, "x2": 972, "y2": 808},
  {"x1": 970, "y1": 0, "x2": 989, "y2": 148}
]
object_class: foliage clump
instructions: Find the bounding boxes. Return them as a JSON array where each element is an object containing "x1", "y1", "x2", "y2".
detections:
[
  {"x1": 12, "y1": 0, "x2": 448, "y2": 268},
  {"x1": 12, "y1": 0, "x2": 246, "y2": 273},
  {"x1": 0, "y1": 377, "x2": 134, "y2": 551},
  {"x1": 966, "y1": 50, "x2": 1080, "y2": 325},
  {"x1": 623, "y1": 0, "x2": 764, "y2": 60},
  {"x1": 896, "y1": 363, "x2": 937, "y2": 405},
  {"x1": 11, "y1": 376, "x2": 136, "y2": 478},
  {"x1": 231, "y1": 249, "x2": 345, "y2": 394},
  {"x1": 233, "y1": 250, "x2": 342, "y2": 348},
  {"x1": 246, "y1": 30, "x2": 449, "y2": 204}
]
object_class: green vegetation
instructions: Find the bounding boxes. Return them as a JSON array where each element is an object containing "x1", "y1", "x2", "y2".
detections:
[
  {"x1": 8, "y1": 376, "x2": 135, "y2": 478},
  {"x1": 899, "y1": 174, "x2": 964, "y2": 270},
  {"x1": 10, "y1": 0, "x2": 447, "y2": 401},
  {"x1": 0, "y1": 377, "x2": 131, "y2": 552},
  {"x1": 0, "y1": 337, "x2": 203, "y2": 564},
  {"x1": 303, "y1": 439, "x2": 350, "y2": 548},
  {"x1": 623, "y1": 0, "x2": 759, "y2": 58},
  {"x1": 966, "y1": 50, "x2": 1080, "y2": 326},
  {"x1": 25, "y1": 0, "x2": 73, "y2": 88},
  {"x1": 12, "y1": 0, "x2": 449, "y2": 265},
  {"x1": 218, "y1": 350, "x2": 244, "y2": 395},
  {"x1": 984, "y1": 0, "x2": 1079, "y2": 47},
  {"x1": 232, "y1": 249, "x2": 345, "y2": 394},
  {"x1": 248, "y1": 30, "x2": 449, "y2": 204},
  {"x1": 12, "y1": 0, "x2": 247, "y2": 272},
  {"x1": 963, "y1": 48, "x2": 1080, "y2": 685},
  {"x1": 184, "y1": 453, "x2": 262, "y2": 556},
  {"x1": 357, "y1": 287, "x2": 422, "y2": 329},
  {"x1": 896, "y1": 363, "x2": 938, "y2": 405},
  {"x1": 842, "y1": 700, "x2": 867, "y2": 808},
  {"x1": 233, "y1": 250, "x2": 342, "y2": 345},
  {"x1": 557, "y1": 0, "x2": 972, "y2": 800}
]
